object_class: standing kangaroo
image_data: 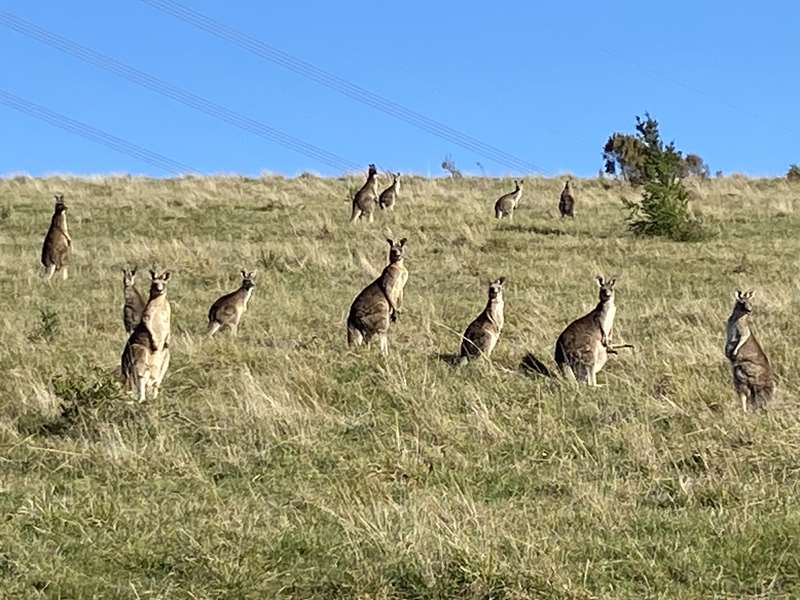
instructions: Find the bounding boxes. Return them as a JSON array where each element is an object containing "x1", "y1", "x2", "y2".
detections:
[
  {"x1": 350, "y1": 164, "x2": 379, "y2": 223},
  {"x1": 121, "y1": 270, "x2": 172, "y2": 402},
  {"x1": 555, "y1": 276, "x2": 617, "y2": 385},
  {"x1": 725, "y1": 289, "x2": 775, "y2": 411},
  {"x1": 559, "y1": 178, "x2": 575, "y2": 218},
  {"x1": 459, "y1": 277, "x2": 506, "y2": 364},
  {"x1": 41, "y1": 194, "x2": 72, "y2": 281},
  {"x1": 494, "y1": 180, "x2": 524, "y2": 220},
  {"x1": 122, "y1": 268, "x2": 146, "y2": 334},
  {"x1": 207, "y1": 270, "x2": 257, "y2": 336},
  {"x1": 378, "y1": 173, "x2": 400, "y2": 211},
  {"x1": 347, "y1": 238, "x2": 408, "y2": 354}
]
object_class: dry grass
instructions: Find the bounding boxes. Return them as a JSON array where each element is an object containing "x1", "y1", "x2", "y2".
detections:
[{"x1": 1, "y1": 173, "x2": 799, "y2": 598}]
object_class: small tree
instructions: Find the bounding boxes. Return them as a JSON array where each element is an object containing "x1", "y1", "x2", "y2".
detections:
[
  {"x1": 684, "y1": 154, "x2": 710, "y2": 178},
  {"x1": 603, "y1": 133, "x2": 646, "y2": 184},
  {"x1": 622, "y1": 114, "x2": 704, "y2": 241},
  {"x1": 787, "y1": 164, "x2": 800, "y2": 183}
]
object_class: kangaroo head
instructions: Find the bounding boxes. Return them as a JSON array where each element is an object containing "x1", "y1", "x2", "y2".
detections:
[
  {"x1": 240, "y1": 270, "x2": 257, "y2": 291},
  {"x1": 516, "y1": 179, "x2": 524, "y2": 191},
  {"x1": 596, "y1": 275, "x2": 616, "y2": 302},
  {"x1": 122, "y1": 267, "x2": 137, "y2": 287},
  {"x1": 386, "y1": 237, "x2": 407, "y2": 263},
  {"x1": 53, "y1": 194, "x2": 67, "y2": 213},
  {"x1": 733, "y1": 289, "x2": 755, "y2": 315},
  {"x1": 393, "y1": 172, "x2": 401, "y2": 184},
  {"x1": 564, "y1": 179, "x2": 572, "y2": 191},
  {"x1": 148, "y1": 269, "x2": 172, "y2": 297},
  {"x1": 367, "y1": 164, "x2": 378, "y2": 178},
  {"x1": 488, "y1": 276, "x2": 506, "y2": 300}
]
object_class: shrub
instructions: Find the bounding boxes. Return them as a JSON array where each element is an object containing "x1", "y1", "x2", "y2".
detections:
[
  {"x1": 683, "y1": 154, "x2": 710, "y2": 178},
  {"x1": 787, "y1": 164, "x2": 800, "y2": 183},
  {"x1": 29, "y1": 307, "x2": 61, "y2": 342},
  {"x1": 622, "y1": 114, "x2": 705, "y2": 241}
]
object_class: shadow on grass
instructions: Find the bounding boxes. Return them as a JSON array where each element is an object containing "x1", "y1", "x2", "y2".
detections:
[
  {"x1": 499, "y1": 223, "x2": 567, "y2": 236},
  {"x1": 432, "y1": 352, "x2": 464, "y2": 367}
]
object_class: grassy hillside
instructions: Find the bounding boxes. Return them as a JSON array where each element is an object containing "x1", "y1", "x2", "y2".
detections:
[{"x1": 1, "y1": 173, "x2": 799, "y2": 598}]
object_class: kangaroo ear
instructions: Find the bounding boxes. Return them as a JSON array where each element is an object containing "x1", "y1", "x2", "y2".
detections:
[
  {"x1": 162, "y1": 271, "x2": 171, "y2": 281},
  {"x1": 497, "y1": 276, "x2": 507, "y2": 286},
  {"x1": 399, "y1": 237, "x2": 407, "y2": 247},
  {"x1": 745, "y1": 289, "x2": 755, "y2": 299},
  {"x1": 386, "y1": 238, "x2": 394, "y2": 246},
  {"x1": 607, "y1": 277, "x2": 617, "y2": 288},
  {"x1": 150, "y1": 269, "x2": 157, "y2": 279},
  {"x1": 241, "y1": 270, "x2": 247, "y2": 278},
  {"x1": 596, "y1": 275, "x2": 605, "y2": 287}
]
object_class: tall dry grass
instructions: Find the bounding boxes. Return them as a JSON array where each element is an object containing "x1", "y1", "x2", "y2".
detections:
[{"x1": 0, "y1": 173, "x2": 799, "y2": 598}]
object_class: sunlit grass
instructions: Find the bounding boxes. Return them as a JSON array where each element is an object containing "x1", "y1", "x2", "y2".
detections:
[{"x1": 0, "y1": 173, "x2": 799, "y2": 598}]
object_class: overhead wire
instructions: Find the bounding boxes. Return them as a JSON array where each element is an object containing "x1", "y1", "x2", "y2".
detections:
[
  {"x1": 0, "y1": 88, "x2": 197, "y2": 175},
  {"x1": 137, "y1": 0, "x2": 543, "y2": 174},
  {"x1": 0, "y1": 11, "x2": 362, "y2": 174}
]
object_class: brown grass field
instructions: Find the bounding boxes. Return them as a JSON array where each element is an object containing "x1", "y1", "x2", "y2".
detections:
[{"x1": 0, "y1": 173, "x2": 799, "y2": 598}]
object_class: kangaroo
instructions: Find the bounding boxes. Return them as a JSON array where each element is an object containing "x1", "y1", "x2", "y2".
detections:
[
  {"x1": 350, "y1": 164, "x2": 379, "y2": 223},
  {"x1": 121, "y1": 270, "x2": 172, "y2": 402},
  {"x1": 122, "y1": 267, "x2": 146, "y2": 334},
  {"x1": 725, "y1": 289, "x2": 775, "y2": 411},
  {"x1": 41, "y1": 194, "x2": 72, "y2": 281},
  {"x1": 207, "y1": 270, "x2": 257, "y2": 336},
  {"x1": 559, "y1": 178, "x2": 575, "y2": 218},
  {"x1": 347, "y1": 238, "x2": 408, "y2": 354},
  {"x1": 459, "y1": 277, "x2": 506, "y2": 364},
  {"x1": 494, "y1": 180, "x2": 524, "y2": 220},
  {"x1": 554, "y1": 275, "x2": 617, "y2": 386},
  {"x1": 378, "y1": 173, "x2": 400, "y2": 211}
]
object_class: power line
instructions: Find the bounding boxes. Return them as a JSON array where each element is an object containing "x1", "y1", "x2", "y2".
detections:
[
  {"x1": 0, "y1": 88, "x2": 197, "y2": 175},
  {"x1": 0, "y1": 11, "x2": 361, "y2": 174},
  {"x1": 137, "y1": 0, "x2": 543, "y2": 174}
]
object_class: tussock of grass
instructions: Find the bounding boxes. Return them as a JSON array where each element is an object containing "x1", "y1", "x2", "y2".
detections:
[{"x1": 0, "y1": 174, "x2": 799, "y2": 598}]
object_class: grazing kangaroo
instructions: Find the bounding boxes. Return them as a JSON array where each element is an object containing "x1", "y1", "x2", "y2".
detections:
[
  {"x1": 41, "y1": 194, "x2": 72, "y2": 281},
  {"x1": 559, "y1": 178, "x2": 575, "y2": 218},
  {"x1": 347, "y1": 238, "x2": 408, "y2": 354},
  {"x1": 378, "y1": 173, "x2": 400, "y2": 211},
  {"x1": 122, "y1": 268, "x2": 146, "y2": 334},
  {"x1": 350, "y1": 164, "x2": 379, "y2": 223},
  {"x1": 207, "y1": 270, "x2": 257, "y2": 336},
  {"x1": 725, "y1": 289, "x2": 775, "y2": 411},
  {"x1": 121, "y1": 270, "x2": 172, "y2": 402},
  {"x1": 555, "y1": 275, "x2": 618, "y2": 385},
  {"x1": 494, "y1": 180, "x2": 524, "y2": 220},
  {"x1": 459, "y1": 277, "x2": 506, "y2": 364}
]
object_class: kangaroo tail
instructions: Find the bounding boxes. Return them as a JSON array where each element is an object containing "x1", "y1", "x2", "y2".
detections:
[{"x1": 520, "y1": 352, "x2": 554, "y2": 377}]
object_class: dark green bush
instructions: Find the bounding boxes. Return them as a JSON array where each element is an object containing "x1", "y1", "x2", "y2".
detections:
[{"x1": 621, "y1": 114, "x2": 705, "y2": 241}]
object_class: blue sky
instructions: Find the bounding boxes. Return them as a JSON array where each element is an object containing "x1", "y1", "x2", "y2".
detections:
[{"x1": 0, "y1": 1, "x2": 796, "y2": 177}]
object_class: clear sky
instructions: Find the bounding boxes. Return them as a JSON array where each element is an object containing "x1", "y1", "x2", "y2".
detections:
[{"x1": 0, "y1": 1, "x2": 796, "y2": 177}]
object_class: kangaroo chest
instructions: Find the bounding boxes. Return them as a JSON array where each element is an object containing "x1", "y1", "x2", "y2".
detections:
[
  {"x1": 725, "y1": 320, "x2": 749, "y2": 358},
  {"x1": 487, "y1": 301, "x2": 504, "y2": 331},
  {"x1": 598, "y1": 303, "x2": 616, "y2": 336},
  {"x1": 143, "y1": 297, "x2": 171, "y2": 349},
  {"x1": 241, "y1": 288, "x2": 253, "y2": 311},
  {"x1": 386, "y1": 267, "x2": 408, "y2": 303}
]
